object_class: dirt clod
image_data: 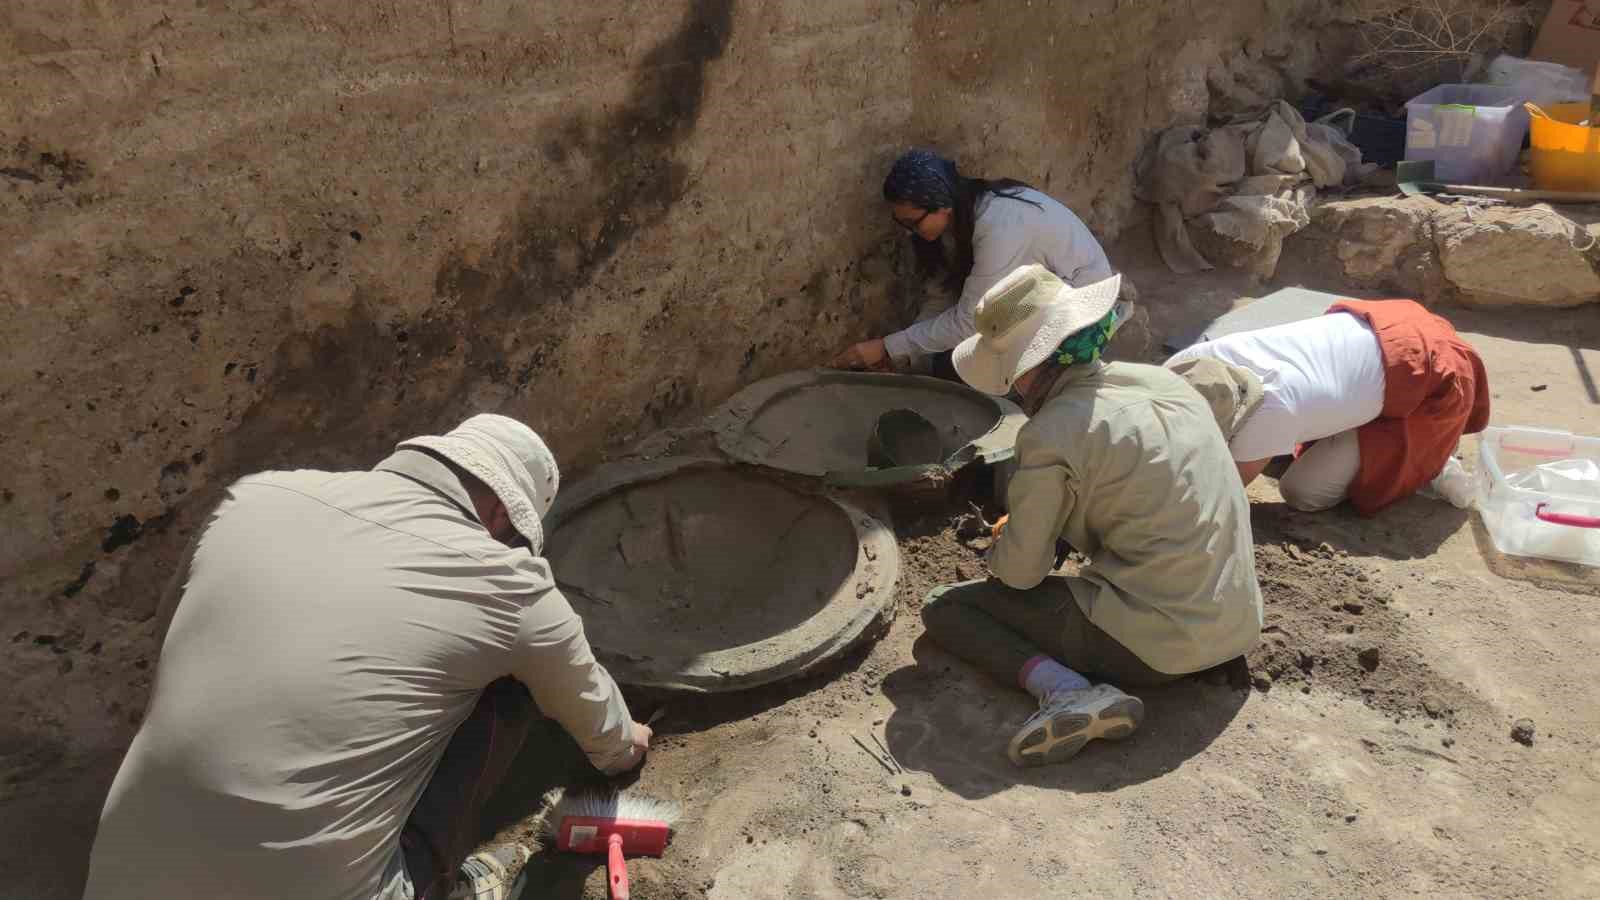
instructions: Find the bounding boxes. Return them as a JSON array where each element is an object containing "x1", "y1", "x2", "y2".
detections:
[
  {"x1": 1357, "y1": 647, "x2": 1381, "y2": 672},
  {"x1": 1511, "y1": 718, "x2": 1536, "y2": 746}
]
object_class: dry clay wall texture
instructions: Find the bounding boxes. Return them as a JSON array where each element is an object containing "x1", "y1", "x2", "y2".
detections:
[{"x1": 1, "y1": 0, "x2": 1330, "y2": 790}]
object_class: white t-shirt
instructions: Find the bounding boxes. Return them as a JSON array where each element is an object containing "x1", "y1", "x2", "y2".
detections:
[
  {"x1": 884, "y1": 188, "x2": 1113, "y2": 361},
  {"x1": 1165, "y1": 311, "x2": 1387, "y2": 461}
]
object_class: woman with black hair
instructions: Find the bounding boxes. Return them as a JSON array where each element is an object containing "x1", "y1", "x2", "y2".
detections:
[{"x1": 830, "y1": 148, "x2": 1114, "y2": 373}]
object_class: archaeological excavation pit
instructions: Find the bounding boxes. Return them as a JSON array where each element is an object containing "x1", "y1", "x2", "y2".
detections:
[
  {"x1": 710, "y1": 369, "x2": 1025, "y2": 488},
  {"x1": 543, "y1": 457, "x2": 899, "y2": 692}
]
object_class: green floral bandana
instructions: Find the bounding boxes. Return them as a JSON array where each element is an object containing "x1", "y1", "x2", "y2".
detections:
[{"x1": 1054, "y1": 306, "x2": 1119, "y2": 367}]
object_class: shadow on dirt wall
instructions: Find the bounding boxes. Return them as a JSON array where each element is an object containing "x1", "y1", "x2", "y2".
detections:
[
  {"x1": 88, "y1": 0, "x2": 737, "y2": 634},
  {"x1": 218, "y1": 0, "x2": 737, "y2": 483},
  {"x1": 17, "y1": 4, "x2": 739, "y2": 898}
]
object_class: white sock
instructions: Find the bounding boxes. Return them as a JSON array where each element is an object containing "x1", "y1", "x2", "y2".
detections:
[{"x1": 1019, "y1": 655, "x2": 1091, "y2": 700}]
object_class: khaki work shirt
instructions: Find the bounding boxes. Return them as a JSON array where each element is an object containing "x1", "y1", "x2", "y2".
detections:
[
  {"x1": 84, "y1": 449, "x2": 635, "y2": 900},
  {"x1": 991, "y1": 361, "x2": 1263, "y2": 674}
]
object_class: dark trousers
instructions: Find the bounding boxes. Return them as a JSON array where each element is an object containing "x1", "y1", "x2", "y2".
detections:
[
  {"x1": 401, "y1": 677, "x2": 535, "y2": 900},
  {"x1": 921, "y1": 578, "x2": 1180, "y2": 689}
]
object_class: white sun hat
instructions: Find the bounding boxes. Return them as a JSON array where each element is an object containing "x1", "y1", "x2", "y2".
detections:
[
  {"x1": 951, "y1": 266, "x2": 1123, "y2": 396},
  {"x1": 397, "y1": 414, "x2": 559, "y2": 552}
]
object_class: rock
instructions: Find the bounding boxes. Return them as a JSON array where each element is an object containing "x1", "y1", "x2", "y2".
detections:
[
  {"x1": 900, "y1": 784, "x2": 912, "y2": 797},
  {"x1": 1342, "y1": 600, "x2": 1365, "y2": 615},
  {"x1": 1441, "y1": 736, "x2": 1456, "y2": 748},
  {"x1": 1187, "y1": 215, "x2": 1287, "y2": 281},
  {"x1": 1356, "y1": 646, "x2": 1381, "y2": 672},
  {"x1": 1251, "y1": 671, "x2": 1273, "y2": 692},
  {"x1": 1421, "y1": 695, "x2": 1444, "y2": 718},
  {"x1": 1437, "y1": 206, "x2": 1600, "y2": 307},
  {"x1": 1511, "y1": 718, "x2": 1536, "y2": 746},
  {"x1": 1313, "y1": 197, "x2": 1441, "y2": 299}
]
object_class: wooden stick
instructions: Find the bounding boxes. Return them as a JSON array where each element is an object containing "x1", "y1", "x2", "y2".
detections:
[
  {"x1": 869, "y1": 731, "x2": 905, "y2": 773},
  {"x1": 1422, "y1": 183, "x2": 1600, "y2": 204},
  {"x1": 851, "y1": 733, "x2": 897, "y2": 775}
]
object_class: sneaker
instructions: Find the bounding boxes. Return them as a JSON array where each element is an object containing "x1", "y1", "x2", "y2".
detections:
[
  {"x1": 448, "y1": 844, "x2": 531, "y2": 900},
  {"x1": 1006, "y1": 683, "x2": 1145, "y2": 767}
]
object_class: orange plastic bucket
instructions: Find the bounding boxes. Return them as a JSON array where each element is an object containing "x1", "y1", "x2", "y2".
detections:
[{"x1": 1529, "y1": 102, "x2": 1600, "y2": 191}]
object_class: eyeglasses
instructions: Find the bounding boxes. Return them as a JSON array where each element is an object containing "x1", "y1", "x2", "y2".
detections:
[{"x1": 893, "y1": 208, "x2": 933, "y2": 232}]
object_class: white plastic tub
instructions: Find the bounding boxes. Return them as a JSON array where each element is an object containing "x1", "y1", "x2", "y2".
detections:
[
  {"x1": 1405, "y1": 84, "x2": 1531, "y2": 184},
  {"x1": 1476, "y1": 426, "x2": 1600, "y2": 567}
]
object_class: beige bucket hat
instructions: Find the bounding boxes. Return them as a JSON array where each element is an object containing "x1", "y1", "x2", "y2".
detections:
[
  {"x1": 397, "y1": 414, "x2": 559, "y2": 552},
  {"x1": 951, "y1": 265, "x2": 1123, "y2": 396}
]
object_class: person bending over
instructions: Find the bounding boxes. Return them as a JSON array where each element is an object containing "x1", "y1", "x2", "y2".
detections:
[
  {"x1": 831, "y1": 147, "x2": 1114, "y2": 375},
  {"x1": 85, "y1": 415, "x2": 651, "y2": 900},
  {"x1": 1166, "y1": 299, "x2": 1489, "y2": 515}
]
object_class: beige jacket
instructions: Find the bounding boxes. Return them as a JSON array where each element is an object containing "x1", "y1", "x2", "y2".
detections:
[
  {"x1": 85, "y1": 449, "x2": 635, "y2": 900},
  {"x1": 991, "y1": 361, "x2": 1263, "y2": 674}
]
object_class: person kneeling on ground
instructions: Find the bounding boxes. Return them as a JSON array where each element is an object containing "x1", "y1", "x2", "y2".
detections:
[
  {"x1": 85, "y1": 414, "x2": 651, "y2": 900},
  {"x1": 830, "y1": 147, "x2": 1115, "y2": 377},
  {"x1": 923, "y1": 264, "x2": 1263, "y2": 768},
  {"x1": 1164, "y1": 299, "x2": 1490, "y2": 515}
]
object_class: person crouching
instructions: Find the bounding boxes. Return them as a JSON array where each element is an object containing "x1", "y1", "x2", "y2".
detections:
[{"x1": 922, "y1": 265, "x2": 1263, "y2": 767}]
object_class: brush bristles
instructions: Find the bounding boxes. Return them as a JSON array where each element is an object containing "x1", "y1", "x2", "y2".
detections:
[{"x1": 541, "y1": 786, "x2": 679, "y2": 841}]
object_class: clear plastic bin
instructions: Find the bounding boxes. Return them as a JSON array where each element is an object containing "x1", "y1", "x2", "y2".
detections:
[
  {"x1": 1405, "y1": 84, "x2": 1532, "y2": 184},
  {"x1": 1476, "y1": 426, "x2": 1600, "y2": 567}
]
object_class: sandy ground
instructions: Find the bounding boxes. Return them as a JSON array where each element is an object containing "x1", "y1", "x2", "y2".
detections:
[
  {"x1": 491, "y1": 233, "x2": 1600, "y2": 899},
  {"x1": 13, "y1": 231, "x2": 1600, "y2": 899}
]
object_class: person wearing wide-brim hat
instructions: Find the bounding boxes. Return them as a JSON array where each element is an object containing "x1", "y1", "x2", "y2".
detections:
[
  {"x1": 86, "y1": 414, "x2": 652, "y2": 900},
  {"x1": 922, "y1": 265, "x2": 1263, "y2": 768}
]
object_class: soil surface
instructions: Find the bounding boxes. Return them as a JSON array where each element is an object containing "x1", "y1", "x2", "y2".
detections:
[
  {"x1": 462, "y1": 232, "x2": 1600, "y2": 900},
  {"x1": 490, "y1": 490, "x2": 1596, "y2": 898},
  {"x1": 13, "y1": 220, "x2": 1600, "y2": 899}
]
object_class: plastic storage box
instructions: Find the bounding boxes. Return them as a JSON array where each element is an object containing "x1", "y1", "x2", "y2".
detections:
[
  {"x1": 1476, "y1": 426, "x2": 1600, "y2": 567},
  {"x1": 1405, "y1": 84, "x2": 1531, "y2": 184}
]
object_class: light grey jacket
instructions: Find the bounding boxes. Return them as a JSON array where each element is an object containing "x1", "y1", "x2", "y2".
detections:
[
  {"x1": 85, "y1": 449, "x2": 635, "y2": 900},
  {"x1": 885, "y1": 187, "x2": 1113, "y2": 362}
]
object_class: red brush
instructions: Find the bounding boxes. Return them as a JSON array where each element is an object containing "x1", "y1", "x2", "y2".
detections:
[{"x1": 544, "y1": 789, "x2": 678, "y2": 900}]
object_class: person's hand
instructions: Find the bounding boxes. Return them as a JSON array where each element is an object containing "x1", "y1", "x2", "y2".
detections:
[
  {"x1": 631, "y1": 721, "x2": 653, "y2": 756},
  {"x1": 991, "y1": 514, "x2": 1009, "y2": 538},
  {"x1": 829, "y1": 338, "x2": 891, "y2": 372}
]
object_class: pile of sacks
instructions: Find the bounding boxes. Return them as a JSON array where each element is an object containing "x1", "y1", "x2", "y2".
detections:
[{"x1": 1136, "y1": 100, "x2": 1378, "y2": 279}]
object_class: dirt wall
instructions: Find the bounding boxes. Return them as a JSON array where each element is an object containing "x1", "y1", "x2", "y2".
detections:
[{"x1": 0, "y1": 0, "x2": 1340, "y2": 802}]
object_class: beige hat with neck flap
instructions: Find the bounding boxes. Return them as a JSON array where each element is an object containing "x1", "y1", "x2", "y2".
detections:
[
  {"x1": 951, "y1": 265, "x2": 1123, "y2": 396},
  {"x1": 397, "y1": 413, "x2": 559, "y2": 552}
]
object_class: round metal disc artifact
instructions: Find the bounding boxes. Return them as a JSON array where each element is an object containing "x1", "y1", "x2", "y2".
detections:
[
  {"x1": 710, "y1": 369, "x2": 1025, "y2": 488},
  {"x1": 543, "y1": 457, "x2": 899, "y2": 692}
]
